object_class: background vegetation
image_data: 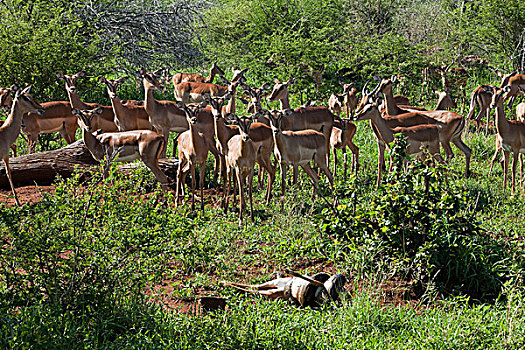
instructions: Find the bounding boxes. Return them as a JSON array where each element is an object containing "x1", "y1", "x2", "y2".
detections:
[{"x1": 1, "y1": 0, "x2": 525, "y2": 348}]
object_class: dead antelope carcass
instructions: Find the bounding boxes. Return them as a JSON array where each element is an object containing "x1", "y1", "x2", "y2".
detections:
[{"x1": 221, "y1": 272, "x2": 346, "y2": 307}]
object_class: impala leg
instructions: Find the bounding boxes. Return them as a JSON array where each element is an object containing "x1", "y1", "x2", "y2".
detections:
[
  {"x1": 236, "y1": 171, "x2": 244, "y2": 222},
  {"x1": 258, "y1": 150, "x2": 274, "y2": 203},
  {"x1": 377, "y1": 143, "x2": 385, "y2": 187},
  {"x1": 300, "y1": 162, "x2": 319, "y2": 201},
  {"x1": 190, "y1": 164, "x2": 196, "y2": 211},
  {"x1": 280, "y1": 163, "x2": 287, "y2": 211},
  {"x1": 4, "y1": 158, "x2": 20, "y2": 206},
  {"x1": 485, "y1": 108, "x2": 491, "y2": 135},
  {"x1": 292, "y1": 164, "x2": 299, "y2": 185},
  {"x1": 317, "y1": 154, "x2": 336, "y2": 204},
  {"x1": 224, "y1": 166, "x2": 230, "y2": 213},
  {"x1": 452, "y1": 137, "x2": 472, "y2": 177},
  {"x1": 349, "y1": 140, "x2": 359, "y2": 176},
  {"x1": 489, "y1": 140, "x2": 501, "y2": 176},
  {"x1": 248, "y1": 169, "x2": 254, "y2": 222},
  {"x1": 332, "y1": 147, "x2": 338, "y2": 180},
  {"x1": 512, "y1": 152, "x2": 519, "y2": 194},
  {"x1": 503, "y1": 150, "x2": 510, "y2": 191},
  {"x1": 343, "y1": 148, "x2": 348, "y2": 182},
  {"x1": 200, "y1": 163, "x2": 206, "y2": 212}
]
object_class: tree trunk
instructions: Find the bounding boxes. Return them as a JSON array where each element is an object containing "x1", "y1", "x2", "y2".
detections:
[{"x1": 0, "y1": 140, "x2": 178, "y2": 189}]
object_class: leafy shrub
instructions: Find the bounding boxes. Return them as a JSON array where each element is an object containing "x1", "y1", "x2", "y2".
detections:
[
  {"x1": 0, "y1": 162, "x2": 201, "y2": 313},
  {"x1": 320, "y1": 135, "x2": 525, "y2": 301}
]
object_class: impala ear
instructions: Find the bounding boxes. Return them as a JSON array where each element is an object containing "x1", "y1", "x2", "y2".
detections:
[
  {"x1": 9, "y1": 84, "x2": 19, "y2": 92},
  {"x1": 98, "y1": 76, "x2": 107, "y2": 83},
  {"x1": 372, "y1": 75, "x2": 381, "y2": 82},
  {"x1": 72, "y1": 108, "x2": 81, "y2": 116},
  {"x1": 260, "y1": 83, "x2": 270, "y2": 91},
  {"x1": 504, "y1": 86, "x2": 511, "y2": 93},
  {"x1": 21, "y1": 85, "x2": 32, "y2": 95},
  {"x1": 153, "y1": 68, "x2": 163, "y2": 77},
  {"x1": 239, "y1": 97, "x2": 249, "y2": 105},
  {"x1": 116, "y1": 77, "x2": 128, "y2": 84},
  {"x1": 273, "y1": 77, "x2": 280, "y2": 84},
  {"x1": 56, "y1": 72, "x2": 65, "y2": 79},
  {"x1": 93, "y1": 107, "x2": 103, "y2": 114},
  {"x1": 283, "y1": 109, "x2": 293, "y2": 116},
  {"x1": 286, "y1": 77, "x2": 296, "y2": 86},
  {"x1": 391, "y1": 75, "x2": 397, "y2": 83},
  {"x1": 76, "y1": 72, "x2": 85, "y2": 78}
]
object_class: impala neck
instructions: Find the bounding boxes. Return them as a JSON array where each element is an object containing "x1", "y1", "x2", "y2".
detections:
[
  {"x1": 225, "y1": 85, "x2": 237, "y2": 114},
  {"x1": 207, "y1": 68, "x2": 216, "y2": 84},
  {"x1": 81, "y1": 127, "x2": 105, "y2": 160},
  {"x1": 2, "y1": 99, "x2": 25, "y2": 146},
  {"x1": 382, "y1": 86, "x2": 402, "y2": 116},
  {"x1": 368, "y1": 109, "x2": 394, "y2": 144},
  {"x1": 109, "y1": 94, "x2": 126, "y2": 128},
  {"x1": 144, "y1": 86, "x2": 158, "y2": 117},
  {"x1": 494, "y1": 101, "x2": 510, "y2": 135},
  {"x1": 67, "y1": 89, "x2": 90, "y2": 110},
  {"x1": 279, "y1": 90, "x2": 291, "y2": 110}
]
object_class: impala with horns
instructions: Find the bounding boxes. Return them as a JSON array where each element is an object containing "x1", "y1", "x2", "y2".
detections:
[
  {"x1": 73, "y1": 107, "x2": 169, "y2": 192},
  {"x1": 172, "y1": 62, "x2": 225, "y2": 85},
  {"x1": 353, "y1": 101, "x2": 444, "y2": 185},
  {"x1": 368, "y1": 75, "x2": 470, "y2": 177},
  {"x1": 240, "y1": 82, "x2": 271, "y2": 114},
  {"x1": 99, "y1": 76, "x2": 152, "y2": 131},
  {"x1": 498, "y1": 71, "x2": 525, "y2": 109},
  {"x1": 1, "y1": 86, "x2": 44, "y2": 205},
  {"x1": 173, "y1": 67, "x2": 248, "y2": 104},
  {"x1": 57, "y1": 72, "x2": 118, "y2": 132},
  {"x1": 139, "y1": 68, "x2": 218, "y2": 163},
  {"x1": 488, "y1": 86, "x2": 525, "y2": 193},
  {"x1": 261, "y1": 109, "x2": 336, "y2": 209},
  {"x1": 224, "y1": 114, "x2": 257, "y2": 222},
  {"x1": 175, "y1": 102, "x2": 214, "y2": 211}
]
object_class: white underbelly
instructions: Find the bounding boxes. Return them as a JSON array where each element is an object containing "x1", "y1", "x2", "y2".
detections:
[{"x1": 117, "y1": 152, "x2": 140, "y2": 162}]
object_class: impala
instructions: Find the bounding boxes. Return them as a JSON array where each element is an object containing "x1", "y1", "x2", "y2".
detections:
[
  {"x1": 268, "y1": 77, "x2": 334, "y2": 167},
  {"x1": 240, "y1": 83, "x2": 270, "y2": 114},
  {"x1": 99, "y1": 76, "x2": 152, "y2": 131},
  {"x1": 224, "y1": 114, "x2": 257, "y2": 222},
  {"x1": 73, "y1": 107, "x2": 170, "y2": 192},
  {"x1": 57, "y1": 72, "x2": 118, "y2": 132},
  {"x1": 175, "y1": 102, "x2": 213, "y2": 211},
  {"x1": 488, "y1": 86, "x2": 525, "y2": 193},
  {"x1": 498, "y1": 71, "x2": 525, "y2": 109},
  {"x1": 263, "y1": 109, "x2": 336, "y2": 208},
  {"x1": 0, "y1": 86, "x2": 17, "y2": 156},
  {"x1": 1, "y1": 86, "x2": 44, "y2": 205},
  {"x1": 330, "y1": 118, "x2": 359, "y2": 180},
  {"x1": 371, "y1": 76, "x2": 470, "y2": 176},
  {"x1": 173, "y1": 67, "x2": 247, "y2": 104},
  {"x1": 139, "y1": 69, "x2": 218, "y2": 163},
  {"x1": 353, "y1": 102, "x2": 444, "y2": 185},
  {"x1": 172, "y1": 62, "x2": 225, "y2": 85},
  {"x1": 466, "y1": 85, "x2": 495, "y2": 133}
]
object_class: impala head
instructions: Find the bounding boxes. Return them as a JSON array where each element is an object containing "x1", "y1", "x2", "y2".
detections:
[
  {"x1": 330, "y1": 93, "x2": 346, "y2": 109},
  {"x1": 211, "y1": 62, "x2": 226, "y2": 77},
  {"x1": 240, "y1": 83, "x2": 270, "y2": 113},
  {"x1": 268, "y1": 77, "x2": 295, "y2": 102},
  {"x1": 358, "y1": 76, "x2": 383, "y2": 110},
  {"x1": 72, "y1": 107, "x2": 103, "y2": 131},
  {"x1": 227, "y1": 114, "x2": 253, "y2": 142},
  {"x1": 99, "y1": 76, "x2": 128, "y2": 99},
  {"x1": 497, "y1": 71, "x2": 517, "y2": 88},
  {"x1": 177, "y1": 101, "x2": 207, "y2": 125},
  {"x1": 57, "y1": 71, "x2": 85, "y2": 94},
  {"x1": 0, "y1": 84, "x2": 17, "y2": 109},
  {"x1": 435, "y1": 89, "x2": 457, "y2": 109},
  {"x1": 13, "y1": 86, "x2": 44, "y2": 116},
  {"x1": 139, "y1": 68, "x2": 164, "y2": 91},
  {"x1": 263, "y1": 109, "x2": 293, "y2": 133},
  {"x1": 340, "y1": 82, "x2": 356, "y2": 95},
  {"x1": 353, "y1": 102, "x2": 380, "y2": 122},
  {"x1": 230, "y1": 67, "x2": 248, "y2": 84},
  {"x1": 205, "y1": 93, "x2": 231, "y2": 118},
  {"x1": 490, "y1": 86, "x2": 511, "y2": 109}
]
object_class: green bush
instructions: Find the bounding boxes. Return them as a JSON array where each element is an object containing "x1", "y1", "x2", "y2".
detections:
[{"x1": 320, "y1": 135, "x2": 525, "y2": 301}]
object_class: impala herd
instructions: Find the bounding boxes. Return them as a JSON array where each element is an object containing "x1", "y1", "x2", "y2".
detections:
[{"x1": 1, "y1": 65, "x2": 525, "y2": 220}]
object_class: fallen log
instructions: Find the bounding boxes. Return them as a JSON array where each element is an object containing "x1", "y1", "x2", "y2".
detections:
[{"x1": 0, "y1": 140, "x2": 179, "y2": 189}]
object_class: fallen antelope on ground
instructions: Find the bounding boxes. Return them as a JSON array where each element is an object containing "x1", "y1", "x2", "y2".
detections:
[{"x1": 221, "y1": 271, "x2": 346, "y2": 307}]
